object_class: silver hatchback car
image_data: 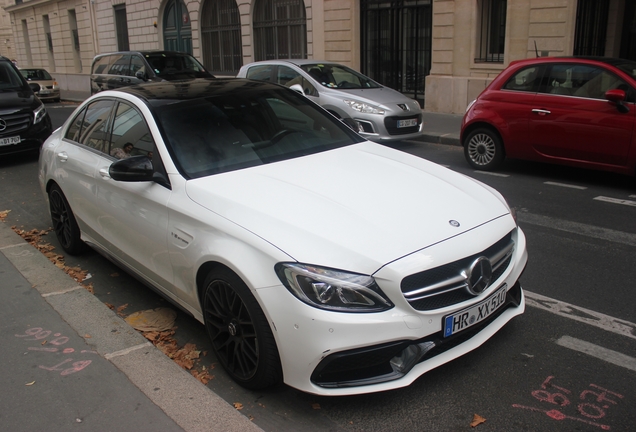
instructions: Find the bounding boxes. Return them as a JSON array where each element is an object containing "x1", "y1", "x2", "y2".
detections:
[{"x1": 237, "y1": 60, "x2": 423, "y2": 142}]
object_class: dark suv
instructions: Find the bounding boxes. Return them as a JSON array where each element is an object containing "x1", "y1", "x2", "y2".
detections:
[
  {"x1": 0, "y1": 56, "x2": 53, "y2": 156},
  {"x1": 90, "y1": 51, "x2": 214, "y2": 94}
]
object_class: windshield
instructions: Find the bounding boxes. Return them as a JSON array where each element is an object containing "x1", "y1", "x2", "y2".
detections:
[
  {"x1": 144, "y1": 53, "x2": 212, "y2": 79},
  {"x1": 0, "y1": 62, "x2": 28, "y2": 91},
  {"x1": 21, "y1": 69, "x2": 53, "y2": 80},
  {"x1": 300, "y1": 64, "x2": 382, "y2": 89},
  {"x1": 156, "y1": 86, "x2": 364, "y2": 179}
]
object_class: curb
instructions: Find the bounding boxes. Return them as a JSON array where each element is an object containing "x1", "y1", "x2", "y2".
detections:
[{"x1": 0, "y1": 222, "x2": 263, "y2": 432}]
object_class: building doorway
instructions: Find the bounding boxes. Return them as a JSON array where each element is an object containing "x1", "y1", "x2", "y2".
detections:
[
  {"x1": 163, "y1": 0, "x2": 192, "y2": 53},
  {"x1": 360, "y1": 0, "x2": 432, "y2": 106}
]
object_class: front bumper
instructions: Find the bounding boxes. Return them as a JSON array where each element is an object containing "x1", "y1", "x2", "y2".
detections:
[
  {"x1": 0, "y1": 115, "x2": 53, "y2": 156},
  {"x1": 354, "y1": 113, "x2": 423, "y2": 142},
  {"x1": 256, "y1": 225, "x2": 527, "y2": 395}
]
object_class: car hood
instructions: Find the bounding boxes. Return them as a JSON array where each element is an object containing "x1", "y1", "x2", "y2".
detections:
[
  {"x1": 0, "y1": 89, "x2": 37, "y2": 111},
  {"x1": 335, "y1": 86, "x2": 420, "y2": 110},
  {"x1": 185, "y1": 142, "x2": 510, "y2": 274}
]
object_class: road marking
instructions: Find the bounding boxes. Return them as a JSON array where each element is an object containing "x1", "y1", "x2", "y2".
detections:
[
  {"x1": 104, "y1": 342, "x2": 153, "y2": 359},
  {"x1": 473, "y1": 171, "x2": 510, "y2": 177},
  {"x1": 556, "y1": 336, "x2": 636, "y2": 372},
  {"x1": 517, "y1": 212, "x2": 636, "y2": 247},
  {"x1": 525, "y1": 290, "x2": 636, "y2": 340},
  {"x1": 594, "y1": 196, "x2": 636, "y2": 207},
  {"x1": 544, "y1": 181, "x2": 587, "y2": 190}
]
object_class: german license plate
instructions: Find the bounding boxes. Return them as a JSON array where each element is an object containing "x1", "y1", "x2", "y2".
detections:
[
  {"x1": 0, "y1": 136, "x2": 21, "y2": 146},
  {"x1": 397, "y1": 118, "x2": 418, "y2": 128},
  {"x1": 443, "y1": 285, "x2": 508, "y2": 337}
]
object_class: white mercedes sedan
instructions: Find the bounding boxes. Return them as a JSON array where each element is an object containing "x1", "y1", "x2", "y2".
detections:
[{"x1": 38, "y1": 78, "x2": 527, "y2": 396}]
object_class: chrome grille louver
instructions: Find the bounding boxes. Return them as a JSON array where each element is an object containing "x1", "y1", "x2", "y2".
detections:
[{"x1": 401, "y1": 231, "x2": 514, "y2": 311}]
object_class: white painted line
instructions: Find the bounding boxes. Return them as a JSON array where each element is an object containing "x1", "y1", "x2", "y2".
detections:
[
  {"x1": 594, "y1": 196, "x2": 636, "y2": 207},
  {"x1": 630, "y1": 195, "x2": 636, "y2": 199},
  {"x1": 105, "y1": 342, "x2": 153, "y2": 359},
  {"x1": 473, "y1": 171, "x2": 510, "y2": 177},
  {"x1": 556, "y1": 336, "x2": 636, "y2": 372},
  {"x1": 544, "y1": 181, "x2": 587, "y2": 190},
  {"x1": 41, "y1": 286, "x2": 84, "y2": 297},
  {"x1": 525, "y1": 290, "x2": 636, "y2": 340}
]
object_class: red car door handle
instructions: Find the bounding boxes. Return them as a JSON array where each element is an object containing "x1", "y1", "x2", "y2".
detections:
[{"x1": 532, "y1": 109, "x2": 551, "y2": 116}]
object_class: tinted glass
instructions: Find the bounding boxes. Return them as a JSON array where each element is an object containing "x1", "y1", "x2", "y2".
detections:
[
  {"x1": 246, "y1": 65, "x2": 273, "y2": 81},
  {"x1": 278, "y1": 65, "x2": 317, "y2": 96},
  {"x1": 21, "y1": 69, "x2": 53, "y2": 80},
  {"x1": 156, "y1": 87, "x2": 363, "y2": 178},
  {"x1": 65, "y1": 99, "x2": 114, "y2": 149},
  {"x1": 143, "y1": 53, "x2": 212, "y2": 79},
  {"x1": 92, "y1": 55, "x2": 111, "y2": 74},
  {"x1": 65, "y1": 106, "x2": 88, "y2": 141},
  {"x1": 299, "y1": 64, "x2": 381, "y2": 89},
  {"x1": 543, "y1": 64, "x2": 630, "y2": 100},
  {"x1": 502, "y1": 66, "x2": 541, "y2": 92},
  {"x1": 110, "y1": 102, "x2": 154, "y2": 159},
  {"x1": 108, "y1": 54, "x2": 131, "y2": 76},
  {"x1": 0, "y1": 61, "x2": 28, "y2": 90},
  {"x1": 130, "y1": 55, "x2": 146, "y2": 77}
]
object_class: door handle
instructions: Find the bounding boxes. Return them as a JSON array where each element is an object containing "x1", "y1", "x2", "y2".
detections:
[
  {"x1": 56, "y1": 151, "x2": 68, "y2": 162},
  {"x1": 532, "y1": 109, "x2": 551, "y2": 116},
  {"x1": 99, "y1": 168, "x2": 111, "y2": 179}
]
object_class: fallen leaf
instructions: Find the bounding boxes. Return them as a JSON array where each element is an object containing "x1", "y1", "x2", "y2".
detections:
[
  {"x1": 470, "y1": 413, "x2": 486, "y2": 428},
  {"x1": 25, "y1": 381, "x2": 35, "y2": 386},
  {"x1": 84, "y1": 334, "x2": 91, "y2": 338},
  {"x1": 41, "y1": 340, "x2": 47, "y2": 345},
  {"x1": 312, "y1": 403, "x2": 321, "y2": 410},
  {"x1": 233, "y1": 402, "x2": 243, "y2": 410}
]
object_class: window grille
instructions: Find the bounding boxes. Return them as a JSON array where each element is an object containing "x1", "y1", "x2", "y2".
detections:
[
  {"x1": 114, "y1": 5, "x2": 130, "y2": 52},
  {"x1": 574, "y1": 0, "x2": 609, "y2": 56},
  {"x1": 201, "y1": 0, "x2": 242, "y2": 74},
  {"x1": 475, "y1": 0, "x2": 507, "y2": 63},
  {"x1": 253, "y1": 0, "x2": 306, "y2": 61}
]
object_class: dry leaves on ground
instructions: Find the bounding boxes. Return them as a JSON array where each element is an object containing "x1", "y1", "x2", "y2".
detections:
[
  {"x1": 0, "y1": 209, "x2": 10, "y2": 221},
  {"x1": 11, "y1": 227, "x2": 94, "y2": 293},
  {"x1": 470, "y1": 413, "x2": 487, "y2": 428}
]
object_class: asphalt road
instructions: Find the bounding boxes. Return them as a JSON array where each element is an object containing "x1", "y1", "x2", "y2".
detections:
[{"x1": 0, "y1": 104, "x2": 634, "y2": 431}]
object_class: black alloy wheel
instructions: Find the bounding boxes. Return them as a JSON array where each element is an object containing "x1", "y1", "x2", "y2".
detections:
[
  {"x1": 48, "y1": 184, "x2": 86, "y2": 255},
  {"x1": 202, "y1": 268, "x2": 282, "y2": 389}
]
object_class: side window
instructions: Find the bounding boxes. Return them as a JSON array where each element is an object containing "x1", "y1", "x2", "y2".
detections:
[
  {"x1": 246, "y1": 65, "x2": 273, "y2": 82},
  {"x1": 502, "y1": 66, "x2": 541, "y2": 92},
  {"x1": 92, "y1": 55, "x2": 111, "y2": 74},
  {"x1": 65, "y1": 106, "x2": 88, "y2": 142},
  {"x1": 108, "y1": 54, "x2": 131, "y2": 76},
  {"x1": 109, "y1": 102, "x2": 155, "y2": 159},
  {"x1": 82, "y1": 100, "x2": 115, "y2": 152},
  {"x1": 541, "y1": 64, "x2": 627, "y2": 100},
  {"x1": 278, "y1": 66, "x2": 317, "y2": 96},
  {"x1": 130, "y1": 55, "x2": 146, "y2": 77}
]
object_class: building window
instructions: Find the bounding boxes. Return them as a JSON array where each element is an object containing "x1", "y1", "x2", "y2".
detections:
[
  {"x1": 253, "y1": 0, "x2": 306, "y2": 61},
  {"x1": 21, "y1": 19, "x2": 32, "y2": 66},
  {"x1": 68, "y1": 9, "x2": 82, "y2": 72},
  {"x1": 114, "y1": 5, "x2": 130, "y2": 51},
  {"x1": 475, "y1": 0, "x2": 507, "y2": 63},
  {"x1": 201, "y1": 0, "x2": 242, "y2": 75},
  {"x1": 574, "y1": 0, "x2": 609, "y2": 56},
  {"x1": 42, "y1": 15, "x2": 55, "y2": 70}
]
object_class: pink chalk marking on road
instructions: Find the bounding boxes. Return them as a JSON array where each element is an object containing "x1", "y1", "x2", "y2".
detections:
[
  {"x1": 28, "y1": 347, "x2": 58, "y2": 352},
  {"x1": 512, "y1": 404, "x2": 610, "y2": 430}
]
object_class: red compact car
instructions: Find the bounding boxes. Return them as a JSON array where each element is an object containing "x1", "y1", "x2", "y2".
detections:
[{"x1": 461, "y1": 57, "x2": 636, "y2": 177}]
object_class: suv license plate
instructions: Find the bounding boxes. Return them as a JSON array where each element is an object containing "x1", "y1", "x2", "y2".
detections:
[
  {"x1": 397, "y1": 119, "x2": 418, "y2": 128},
  {"x1": 0, "y1": 136, "x2": 21, "y2": 146},
  {"x1": 443, "y1": 285, "x2": 508, "y2": 337}
]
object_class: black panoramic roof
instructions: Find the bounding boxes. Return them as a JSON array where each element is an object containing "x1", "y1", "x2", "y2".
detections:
[{"x1": 115, "y1": 78, "x2": 286, "y2": 106}]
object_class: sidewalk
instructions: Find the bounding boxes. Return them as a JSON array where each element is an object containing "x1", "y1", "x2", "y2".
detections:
[
  {"x1": 59, "y1": 89, "x2": 463, "y2": 146},
  {"x1": 0, "y1": 222, "x2": 263, "y2": 432}
]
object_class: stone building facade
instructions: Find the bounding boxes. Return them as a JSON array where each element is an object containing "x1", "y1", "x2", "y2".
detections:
[{"x1": 2, "y1": 0, "x2": 634, "y2": 113}]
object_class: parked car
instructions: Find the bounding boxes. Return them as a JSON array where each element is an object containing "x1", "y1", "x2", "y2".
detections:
[
  {"x1": 20, "y1": 68, "x2": 60, "y2": 102},
  {"x1": 461, "y1": 56, "x2": 636, "y2": 177},
  {"x1": 0, "y1": 56, "x2": 53, "y2": 156},
  {"x1": 39, "y1": 78, "x2": 526, "y2": 396},
  {"x1": 90, "y1": 50, "x2": 214, "y2": 94},
  {"x1": 237, "y1": 60, "x2": 423, "y2": 142}
]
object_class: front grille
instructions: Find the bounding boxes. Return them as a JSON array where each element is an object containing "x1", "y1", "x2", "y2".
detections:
[
  {"x1": 0, "y1": 112, "x2": 31, "y2": 135},
  {"x1": 402, "y1": 231, "x2": 514, "y2": 311},
  {"x1": 384, "y1": 114, "x2": 421, "y2": 135}
]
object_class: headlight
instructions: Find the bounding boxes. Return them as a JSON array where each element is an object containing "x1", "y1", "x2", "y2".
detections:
[
  {"x1": 344, "y1": 100, "x2": 386, "y2": 115},
  {"x1": 465, "y1": 99, "x2": 477, "y2": 113},
  {"x1": 275, "y1": 263, "x2": 394, "y2": 313},
  {"x1": 33, "y1": 103, "x2": 46, "y2": 124}
]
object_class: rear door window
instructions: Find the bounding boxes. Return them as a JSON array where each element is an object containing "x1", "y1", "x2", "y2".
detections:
[{"x1": 502, "y1": 66, "x2": 542, "y2": 92}]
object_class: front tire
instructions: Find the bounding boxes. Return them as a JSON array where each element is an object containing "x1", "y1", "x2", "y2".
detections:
[
  {"x1": 202, "y1": 268, "x2": 282, "y2": 390},
  {"x1": 464, "y1": 128, "x2": 504, "y2": 170},
  {"x1": 48, "y1": 184, "x2": 86, "y2": 255}
]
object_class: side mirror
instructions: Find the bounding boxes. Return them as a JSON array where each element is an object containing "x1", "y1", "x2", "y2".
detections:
[
  {"x1": 289, "y1": 84, "x2": 305, "y2": 95},
  {"x1": 605, "y1": 89, "x2": 629, "y2": 113},
  {"x1": 135, "y1": 70, "x2": 148, "y2": 81},
  {"x1": 109, "y1": 155, "x2": 154, "y2": 182},
  {"x1": 29, "y1": 83, "x2": 41, "y2": 92}
]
